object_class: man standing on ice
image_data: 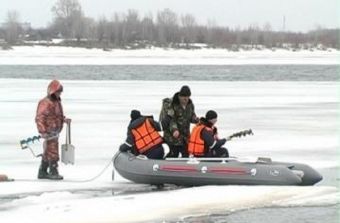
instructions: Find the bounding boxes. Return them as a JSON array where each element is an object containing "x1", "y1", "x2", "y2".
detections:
[{"x1": 35, "y1": 80, "x2": 71, "y2": 180}]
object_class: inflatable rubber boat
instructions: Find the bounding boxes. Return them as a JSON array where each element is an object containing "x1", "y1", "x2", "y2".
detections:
[{"x1": 113, "y1": 152, "x2": 322, "y2": 186}]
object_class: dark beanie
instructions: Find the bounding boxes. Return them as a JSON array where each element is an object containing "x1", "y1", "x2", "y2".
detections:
[
  {"x1": 130, "y1": 109, "x2": 141, "y2": 120},
  {"x1": 179, "y1": 85, "x2": 191, "y2": 97},
  {"x1": 205, "y1": 110, "x2": 218, "y2": 120}
]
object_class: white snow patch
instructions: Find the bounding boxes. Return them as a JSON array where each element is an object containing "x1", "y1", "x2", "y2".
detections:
[
  {"x1": 0, "y1": 186, "x2": 338, "y2": 223},
  {"x1": 0, "y1": 46, "x2": 339, "y2": 65}
]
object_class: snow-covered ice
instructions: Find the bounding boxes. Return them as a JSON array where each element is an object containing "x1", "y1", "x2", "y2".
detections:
[
  {"x1": 0, "y1": 46, "x2": 339, "y2": 65},
  {"x1": 1, "y1": 186, "x2": 338, "y2": 223},
  {"x1": 0, "y1": 79, "x2": 338, "y2": 222}
]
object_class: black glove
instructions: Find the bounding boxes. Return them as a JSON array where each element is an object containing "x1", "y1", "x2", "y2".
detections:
[
  {"x1": 119, "y1": 143, "x2": 131, "y2": 152},
  {"x1": 220, "y1": 138, "x2": 227, "y2": 145},
  {"x1": 213, "y1": 127, "x2": 218, "y2": 135}
]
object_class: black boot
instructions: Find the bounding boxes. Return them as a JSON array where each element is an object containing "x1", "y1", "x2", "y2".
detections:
[
  {"x1": 47, "y1": 161, "x2": 63, "y2": 180},
  {"x1": 37, "y1": 160, "x2": 49, "y2": 179}
]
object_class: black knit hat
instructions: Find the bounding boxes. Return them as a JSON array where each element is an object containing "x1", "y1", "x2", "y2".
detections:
[
  {"x1": 130, "y1": 109, "x2": 141, "y2": 120},
  {"x1": 205, "y1": 110, "x2": 218, "y2": 120},
  {"x1": 179, "y1": 85, "x2": 191, "y2": 97}
]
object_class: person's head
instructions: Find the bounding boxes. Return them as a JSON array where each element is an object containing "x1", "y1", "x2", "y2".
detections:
[
  {"x1": 54, "y1": 87, "x2": 63, "y2": 98},
  {"x1": 205, "y1": 110, "x2": 218, "y2": 125},
  {"x1": 47, "y1": 80, "x2": 63, "y2": 99},
  {"x1": 178, "y1": 85, "x2": 191, "y2": 105},
  {"x1": 130, "y1": 109, "x2": 142, "y2": 121}
]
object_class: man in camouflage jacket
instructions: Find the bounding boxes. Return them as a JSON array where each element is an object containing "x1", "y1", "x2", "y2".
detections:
[
  {"x1": 162, "y1": 85, "x2": 199, "y2": 157},
  {"x1": 35, "y1": 80, "x2": 71, "y2": 180}
]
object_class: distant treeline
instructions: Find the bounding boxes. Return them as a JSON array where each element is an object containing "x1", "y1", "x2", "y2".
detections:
[{"x1": 0, "y1": 0, "x2": 339, "y2": 50}]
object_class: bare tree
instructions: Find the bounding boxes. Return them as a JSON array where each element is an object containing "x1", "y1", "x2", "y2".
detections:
[
  {"x1": 181, "y1": 14, "x2": 197, "y2": 45},
  {"x1": 112, "y1": 12, "x2": 125, "y2": 47},
  {"x1": 82, "y1": 17, "x2": 96, "y2": 40},
  {"x1": 96, "y1": 16, "x2": 108, "y2": 43},
  {"x1": 52, "y1": 0, "x2": 81, "y2": 19},
  {"x1": 51, "y1": 0, "x2": 84, "y2": 40},
  {"x1": 4, "y1": 10, "x2": 22, "y2": 44},
  {"x1": 141, "y1": 13, "x2": 155, "y2": 44},
  {"x1": 157, "y1": 8, "x2": 179, "y2": 45},
  {"x1": 248, "y1": 23, "x2": 260, "y2": 48},
  {"x1": 262, "y1": 22, "x2": 274, "y2": 48},
  {"x1": 124, "y1": 9, "x2": 141, "y2": 43}
]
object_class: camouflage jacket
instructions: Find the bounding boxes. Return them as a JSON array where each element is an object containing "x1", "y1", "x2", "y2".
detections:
[
  {"x1": 35, "y1": 80, "x2": 65, "y2": 135},
  {"x1": 162, "y1": 92, "x2": 198, "y2": 146}
]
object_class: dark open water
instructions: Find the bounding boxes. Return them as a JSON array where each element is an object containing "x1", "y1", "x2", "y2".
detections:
[{"x1": 0, "y1": 65, "x2": 338, "y2": 81}]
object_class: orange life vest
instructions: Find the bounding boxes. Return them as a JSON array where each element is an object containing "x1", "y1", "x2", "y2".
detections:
[
  {"x1": 188, "y1": 124, "x2": 212, "y2": 156},
  {"x1": 131, "y1": 118, "x2": 163, "y2": 153}
]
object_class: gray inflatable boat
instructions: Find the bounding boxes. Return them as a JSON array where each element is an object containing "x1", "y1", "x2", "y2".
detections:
[{"x1": 113, "y1": 152, "x2": 322, "y2": 186}]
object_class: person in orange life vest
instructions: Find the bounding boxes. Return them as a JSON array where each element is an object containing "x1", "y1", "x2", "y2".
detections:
[
  {"x1": 188, "y1": 110, "x2": 229, "y2": 157},
  {"x1": 119, "y1": 110, "x2": 165, "y2": 159},
  {"x1": 35, "y1": 80, "x2": 71, "y2": 180}
]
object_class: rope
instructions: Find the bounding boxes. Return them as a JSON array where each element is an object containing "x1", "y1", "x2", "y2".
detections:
[
  {"x1": 60, "y1": 156, "x2": 115, "y2": 183},
  {"x1": 14, "y1": 156, "x2": 115, "y2": 183}
]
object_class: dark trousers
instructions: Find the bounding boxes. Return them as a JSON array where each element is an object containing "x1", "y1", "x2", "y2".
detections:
[
  {"x1": 166, "y1": 144, "x2": 188, "y2": 158},
  {"x1": 207, "y1": 147, "x2": 229, "y2": 157},
  {"x1": 144, "y1": 145, "x2": 165, "y2": 159}
]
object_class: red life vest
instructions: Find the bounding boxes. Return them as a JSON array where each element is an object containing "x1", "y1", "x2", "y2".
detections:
[
  {"x1": 131, "y1": 118, "x2": 163, "y2": 153},
  {"x1": 188, "y1": 124, "x2": 213, "y2": 156}
]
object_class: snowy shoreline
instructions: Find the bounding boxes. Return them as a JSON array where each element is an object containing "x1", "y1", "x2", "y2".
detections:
[{"x1": 0, "y1": 46, "x2": 339, "y2": 65}]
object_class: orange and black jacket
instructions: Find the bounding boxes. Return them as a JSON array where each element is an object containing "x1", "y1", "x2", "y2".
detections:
[
  {"x1": 188, "y1": 118, "x2": 227, "y2": 156},
  {"x1": 120, "y1": 116, "x2": 163, "y2": 155}
]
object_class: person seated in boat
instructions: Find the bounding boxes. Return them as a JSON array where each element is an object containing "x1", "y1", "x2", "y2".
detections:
[
  {"x1": 119, "y1": 110, "x2": 165, "y2": 159},
  {"x1": 187, "y1": 110, "x2": 229, "y2": 158}
]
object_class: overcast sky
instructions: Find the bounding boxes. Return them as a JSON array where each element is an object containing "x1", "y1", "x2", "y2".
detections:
[{"x1": 0, "y1": 0, "x2": 339, "y2": 31}]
